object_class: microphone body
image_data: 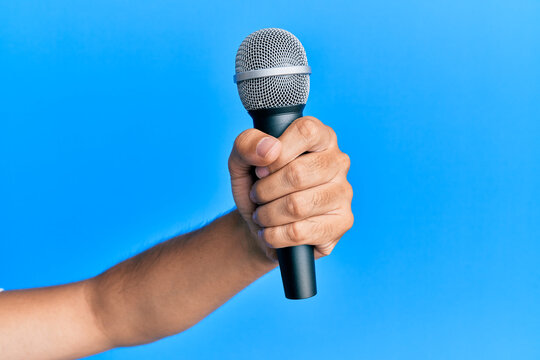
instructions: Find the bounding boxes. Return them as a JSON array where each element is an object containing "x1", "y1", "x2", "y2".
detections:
[{"x1": 249, "y1": 104, "x2": 317, "y2": 299}]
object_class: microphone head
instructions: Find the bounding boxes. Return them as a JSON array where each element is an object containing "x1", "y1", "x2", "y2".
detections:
[{"x1": 234, "y1": 28, "x2": 310, "y2": 111}]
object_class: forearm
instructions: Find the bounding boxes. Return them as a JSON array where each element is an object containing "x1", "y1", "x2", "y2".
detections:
[
  {"x1": 0, "y1": 210, "x2": 274, "y2": 359},
  {"x1": 88, "y1": 209, "x2": 276, "y2": 347},
  {"x1": 0, "y1": 282, "x2": 110, "y2": 360}
]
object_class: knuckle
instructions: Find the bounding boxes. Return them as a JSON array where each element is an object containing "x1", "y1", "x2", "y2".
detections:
[
  {"x1": 326, "y1": 125, "x2": 338, "y2": 144},
  {"x1": 285, "y1": 161, "x2": 306, "y2": 188},
  {"x1": 343, "y1": 182, "x2": 354, "y2": 202},
  {"x1": 285, "y1": 194, "x2": 305, "y2": 218},
  {"x1": 233, "y1": 129, "x2": 252, "y2": 151},
  {"x1": 286, "y1": 221, "x2": 305, "y2": 243},
  {"x1": 345, "y1": 210, "x2": 354, "y2": 232},
  {"x1": 340, "y1": 152, "x2": 351, "y2": 171},
  {"x1": 296, "y1": 117, "x2": 320, "y2": 142}
]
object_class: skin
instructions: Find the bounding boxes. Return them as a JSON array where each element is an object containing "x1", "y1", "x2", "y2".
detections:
[{"x1": 0, "y1": 116, "x2": 353, "y2": 360}]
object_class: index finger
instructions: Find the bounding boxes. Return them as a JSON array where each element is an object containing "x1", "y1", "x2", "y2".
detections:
[{"x1": 259, "y1": 116, "x2": 334, "y2": 176}]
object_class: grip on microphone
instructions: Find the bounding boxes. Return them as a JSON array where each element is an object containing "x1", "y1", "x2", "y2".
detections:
[{"x1": 249, "y1": 104, "x2": 317, "y2": 300}]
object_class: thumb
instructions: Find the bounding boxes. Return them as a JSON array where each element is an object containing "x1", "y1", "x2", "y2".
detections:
[{"x1": 228, "y1": 128, "x2": 281, "y2": 178}]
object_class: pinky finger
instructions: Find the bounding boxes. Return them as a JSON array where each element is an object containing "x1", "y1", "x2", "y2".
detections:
[{"x1": 259, "y1": 212, "x2": 351, "y2": 255}]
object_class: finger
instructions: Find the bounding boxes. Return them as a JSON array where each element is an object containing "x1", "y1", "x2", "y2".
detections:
[
  {"x1": 228, "y1": 129, "x2": 282, "y2": 179},
  {"x1": 250, "y1": 151, "x2": 350, "y2": 204},
  {"x1": 259, "y1": 210, "x2": 354, "y2": 254},
  {"x1": 254, "y1": 117, "x2": 336, "y2": 176},
  {"x1": 253, "y1": 182, "x2": 352, "y2": 227}
]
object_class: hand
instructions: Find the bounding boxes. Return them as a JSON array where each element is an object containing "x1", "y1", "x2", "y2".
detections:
[{"x1": 228, "y1": 116, "x2": 353, "y2": 261}]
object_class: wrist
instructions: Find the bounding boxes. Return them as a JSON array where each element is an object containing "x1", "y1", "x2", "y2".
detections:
[{"x1": 227, "y1": 209, "x2": 278, "y2": 273}]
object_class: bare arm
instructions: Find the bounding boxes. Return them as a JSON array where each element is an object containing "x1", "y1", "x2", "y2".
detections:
[
  {"x1": 0, "y1": 211, "x2": 274, "y2": 359},
  {"x1": 88, "y1": 210, "x2": 275, "y2": 347}
]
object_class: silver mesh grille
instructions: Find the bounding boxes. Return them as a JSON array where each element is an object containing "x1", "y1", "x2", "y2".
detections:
[{"x1": 235, "y1": 28, "x2": 310, "y2": 111}]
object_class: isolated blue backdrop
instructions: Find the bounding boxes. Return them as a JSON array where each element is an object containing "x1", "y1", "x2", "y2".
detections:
[{"x1": 1, "y1": 1, "x2": 539, "y2": 359}]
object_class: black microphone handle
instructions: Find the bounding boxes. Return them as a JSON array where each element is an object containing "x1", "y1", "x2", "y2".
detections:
[{"x1": 248, "y1": 104, "x2": 317, "y2": 300}]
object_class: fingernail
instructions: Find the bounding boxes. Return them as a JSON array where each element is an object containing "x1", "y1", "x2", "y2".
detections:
[
  {"x1": 259, "y1": 230, "x2": 274, "y2": 248},
  {"x1": 252, "y1": 209, "x2": 259, "y2": 225},
  {"x1": 255, "y1": 166, "x2": 270, "y2": 178},
  {"x1": 256, "y1": 137, "x2": 279, "y2": 158},
  {"x1": 250, "y1": 187, "x2": 257, "y2": 203}
]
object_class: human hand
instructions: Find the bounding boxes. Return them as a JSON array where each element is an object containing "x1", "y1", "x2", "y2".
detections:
[{"x1": 228, "y1": 116, "x2": 353, "y2": 261}]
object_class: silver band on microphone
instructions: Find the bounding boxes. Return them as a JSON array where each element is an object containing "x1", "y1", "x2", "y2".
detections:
[{"x1": 233, "y1": 65, "x2": 311, "y2": 83}]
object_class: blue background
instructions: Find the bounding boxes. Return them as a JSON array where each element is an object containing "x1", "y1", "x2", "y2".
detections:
[{"x1": 1, "y1": 1, "x2": 539, "y2": 359}]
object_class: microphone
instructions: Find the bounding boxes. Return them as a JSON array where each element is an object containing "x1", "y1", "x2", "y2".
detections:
[{"x1": 233, "y1": 28, "x2": 316, "y2": 300}]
